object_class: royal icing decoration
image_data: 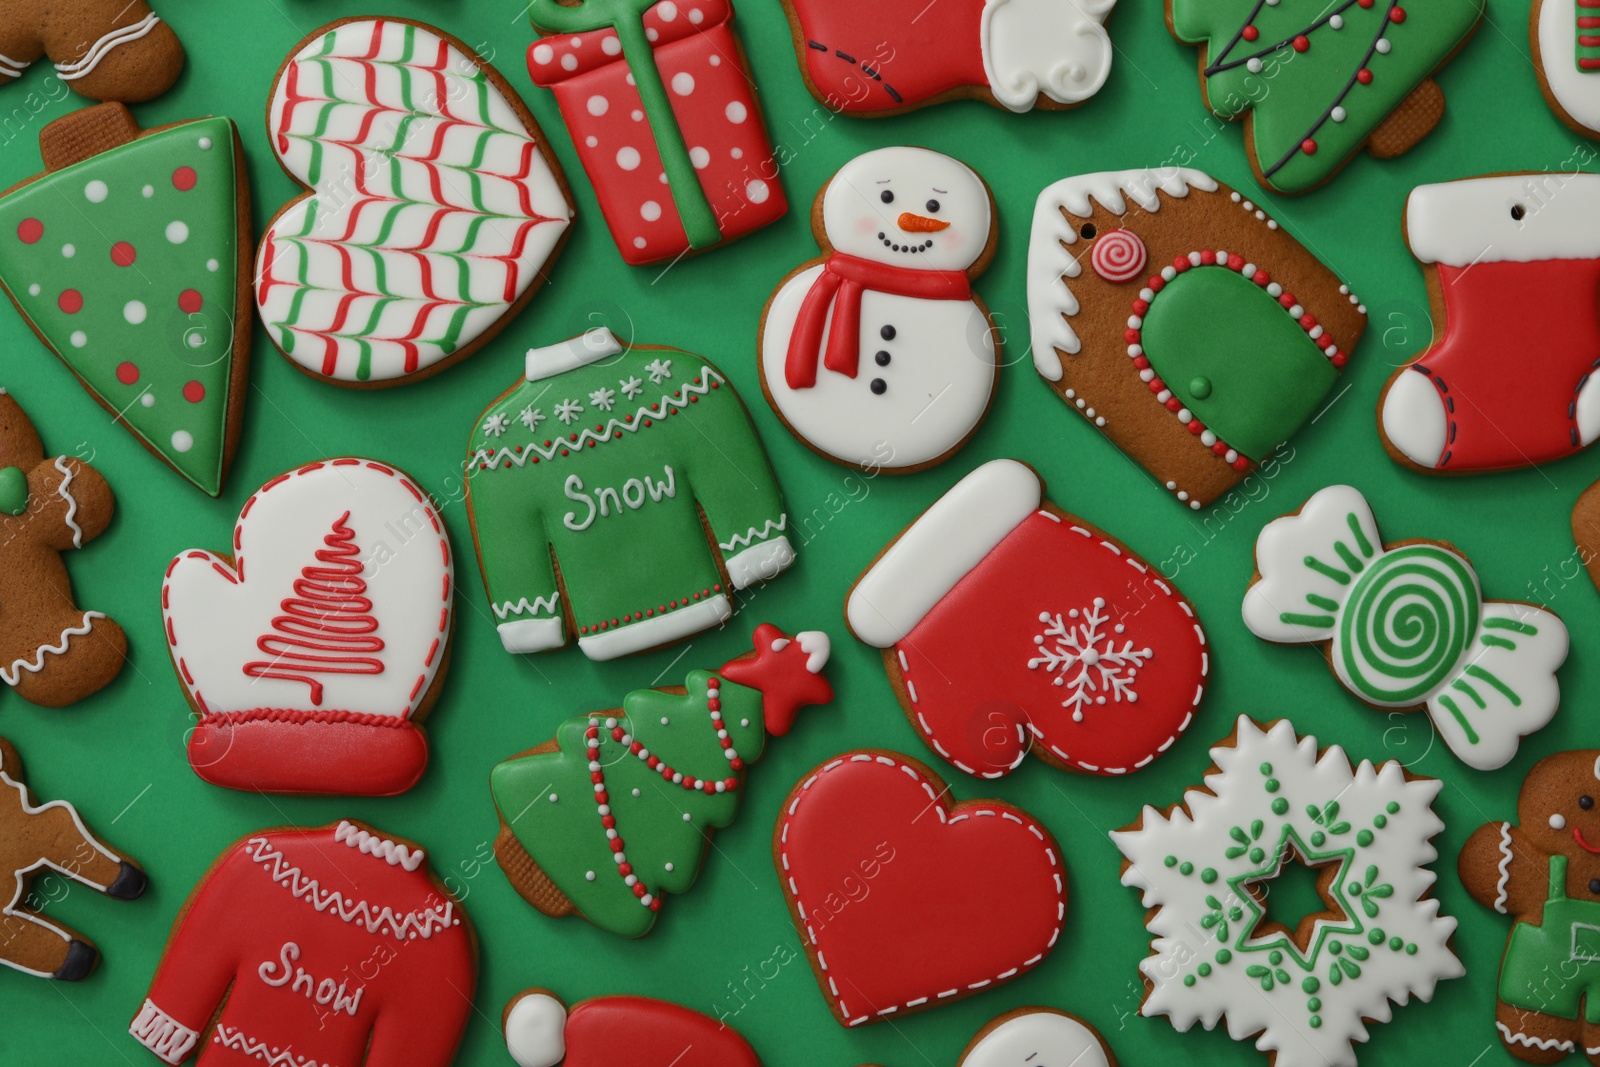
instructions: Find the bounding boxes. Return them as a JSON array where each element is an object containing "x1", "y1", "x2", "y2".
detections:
[
  {"x1": 468, "y1": 329, "x2": 795, "y2": 660},
  {"x1": 760, "y1": 147, "x2": 998, "y2": 472},
  {"x1": 1168, "y1": 0, "x2": 1484, "y2": 193},
  {"x1": 503, "y1": 990, "x2": 761, "y2": 1067},
  {"x1": 1534, "y1": 0, "x2": 1600, "y2": 136},
  {"x1": 776, "y1": 750, "x2": 1066, "y2": 1026},
  {"x1": 0, "y1": 1, "x2": 184, "y2": 101},
  {"x1": 162, "y1": 458, "x2": 454, "y2": 796},
  {"x1": 492, "y1": 624, "x2": 831, "y2": 937},
  {"x1": 1379, "y1": 173, "x2": 1600, "y2": 472},
  {"x1": 1113, "y1": 717, "x2": 1463, "y2": 1067},
  {"x1": 0, "y1": 107, "x2": 247, "y2": 496},
  {"x1": 526, "y1": 0, "x2": 786, "y2": 265},
  {"x1": 0, "y1": 737, "x2": 146, "y2": 981},
  {"x1": 783, "y1": 0, "x2": 1117, "y2": 113},
  {"x1": 257, "y1": 18, "x2": 573, "y2": 385},
  {"x1": 1028, "y1": 168, "x2": 1366, "y2": 509},
  {"x1": 847, "y1": 459, "x2": 1208, "y2": 778},
  {"x1": 1243, "y1": 484, "x2": 1568, "y2": 770},
  {"x1": 130, "y1": 821, "x2": 474, "y2": 1067},
  {"x1": 958, "y1": 1009, "x2": 1115, "y2": 1067},
  {"x1": 1461, "y1": 751, "x2": 1600, "y2": 1060},
  {"x1": 0, "y1": 390, "x2": 126, "y2": 707}
]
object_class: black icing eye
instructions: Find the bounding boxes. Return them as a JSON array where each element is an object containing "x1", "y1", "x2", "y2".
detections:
[
  {"x1": 1590, "y1": 879, "x2": 1600, "y2": 894},
  {"x1": 880, "y1": 190, "x2": 894, "y2": 204},
  {"x1": 926, "y1": 199, "x2": 940, "y2": 214},
  {"x1": 1583, "y1": 795, "x2": 1594, "y2": 810},
  {"x1": 1511, "y1": 203, "x2": 1526, "y2": 221},
  {"x1": 1080, "y1": 223, "x2": 1097, "y2": 240}
]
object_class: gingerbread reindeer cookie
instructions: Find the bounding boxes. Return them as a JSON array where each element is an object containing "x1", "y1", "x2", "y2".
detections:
[
  {"x1": 0, "y1": 389, "x2": 125, "y2": 706},
  {"x1": 0, "y1": 736, "x2": 148, "y2": 981},
  {"x1": 0, "y1": 1, "x2": 184, "y2": 102}
]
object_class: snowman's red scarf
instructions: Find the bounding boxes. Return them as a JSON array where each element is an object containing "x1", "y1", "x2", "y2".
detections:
[{"x1": 785, "y1": 253, "x2": 972, "y2": 388}]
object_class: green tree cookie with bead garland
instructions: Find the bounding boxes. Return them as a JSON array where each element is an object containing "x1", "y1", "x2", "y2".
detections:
[
  {"x1": 490, "y1": 624, "x2": 832, "y2": 938},
  {"x1": 1167, "y1": 0, "x2": 1483, "y2": 194}
]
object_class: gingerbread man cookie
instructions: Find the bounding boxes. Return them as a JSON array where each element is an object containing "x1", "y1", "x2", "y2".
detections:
[
  {"x1": 0, "y1": 389, "x2": 125, "y2": 707},
  {"x1": 1459, "y1": 750, "x2": 1600, "y2": 1061},
  {"x1": 0, "y1": 735, "x2": 147, "y2": 981},
  {"x1": 0, "y1": 0, "x2": 184, "y2": 102}
]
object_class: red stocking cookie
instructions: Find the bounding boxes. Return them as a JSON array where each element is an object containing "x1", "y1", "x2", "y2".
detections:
[
  {"x1": 775, "y1": 750, "x2": 1066, "y2": 1026},
  {"x1": 0, "y1": 103, "x2": 252, "y2": 496},
  {"x1": 162, "y1": 459, "x2": 454, "y2": 796},
  {"x1": 129, "y1": 820, "x2": 475, "y2": 1067},
  {"x1": 257, "y1": 18, "x2": 573, "y2": 387},
  {"x1": 847, "y1": 458, "x2": 1208, "y2": 778},
  {"x1": 0, "y1": 0, "x2": 184, "y2": 102},
  {"x1": 0, "y1": 389, "x2": 126, "y2": 707},
  {"x1": 503, "y1": 990, "x2": 761, "y2": 1067},
  {"x1": 0, "y1": 736, "x2": 147, "y2": 981},
  {"x1": 1380, "y1": 173, "x2": 1600, "y2": 473}
]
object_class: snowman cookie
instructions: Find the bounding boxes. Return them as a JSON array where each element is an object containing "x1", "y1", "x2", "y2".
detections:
[
  {"x1": 958, "y1": 1008, "x2": 1116, "y2": 1067},
  {"x1": 759, "y1": 146, "x2": 999, "y2": 472},
  {"x1": 1533, "y1": 0, "x2": 1600, "y2": 138}
]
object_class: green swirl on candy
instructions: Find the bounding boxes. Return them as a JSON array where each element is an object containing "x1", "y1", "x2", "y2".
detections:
[{"x1": 1336, "y1": 545, "x2": 1479, "y2": 704}]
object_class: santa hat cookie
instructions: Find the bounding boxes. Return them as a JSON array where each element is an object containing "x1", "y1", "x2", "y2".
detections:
[
  {"x1": 0, "y1": 0, "x2": 184, "y2": 103},
  {"x1": 782, "y1": 0, "x2": 1117, "y2": 114},
  {"x1": 1028, "y1": 168, "x2": 1366, "y2": 509},
  {"x1": 760, "y1": 147, "x2": 1000, "y2": 473},
  {"x1": 847, "y1": 459, "x2": 1208, "y2": 779},
  {"x1": 161, "y1": 458, "x2": 454, "y2": 796},
  {"x1": 503, "y1": 990, "x2": 762, "y2": 1067},
  {"x1": 1379, "y1": 173, "x2": 1600, "y2": 473}
]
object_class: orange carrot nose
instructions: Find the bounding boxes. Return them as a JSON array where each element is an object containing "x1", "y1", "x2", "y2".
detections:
[{"x1": 897, "y1": 212, "x2": 950, "y2": 233}]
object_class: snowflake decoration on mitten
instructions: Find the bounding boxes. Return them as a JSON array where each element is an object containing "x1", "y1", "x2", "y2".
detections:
[
  {"x1": 484, "y1": 413, "x2": 510, "y2": 437},
  {"x1": 1027, "y1": 597, "x2": 1152, "y2": 721},
  {"x1": 1112, "y1": 716, "x2": 1461, "y2": 1067},
  {"x1": 519, "y1": 405, "x2": 545, "y2": 431},
  {"x1": 646, "y1": 359, "x2": 672, "y2": 384},
  {"x1": 554, "y1": 399, "x2": 584, "y2": 425}
]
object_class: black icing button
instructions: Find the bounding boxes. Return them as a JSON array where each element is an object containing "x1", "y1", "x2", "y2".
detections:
[
  {"x1": 875, "y1": 350, "x2": 891, "y2": 367},
  {"x1": 870, "y1": 378, "x2": 887, "y2": 395},
  {"x1": 881, "y1": 325, "x2": 896, "y2": 341}
]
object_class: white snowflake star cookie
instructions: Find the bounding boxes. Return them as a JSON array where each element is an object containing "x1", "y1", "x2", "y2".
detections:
[{"x1": 1112, "y1": 716, "x2": 1462, "y2": 1067}]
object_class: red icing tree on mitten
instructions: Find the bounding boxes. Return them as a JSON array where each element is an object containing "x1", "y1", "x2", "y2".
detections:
[{"x1": 0, "y1": 389, "x2": 125, "y2": 707}]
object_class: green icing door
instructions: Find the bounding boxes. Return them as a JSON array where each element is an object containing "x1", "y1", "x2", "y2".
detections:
[{"x1": 1139, "y1": 266, "x2": 1339, "y2": 461}]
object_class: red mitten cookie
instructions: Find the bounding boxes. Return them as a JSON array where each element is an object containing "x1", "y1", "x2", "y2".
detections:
[
  {"x1": 847, "y1": 458, "x2": 1208, "y2": 778},
  {"x1": 1028, "y1": 168, "x2": 1366, "y2": 509},
  {"x1": 129, "y1": 821, "x2": 475, "y2": 1067},
  {"x1": 0, "y1": 736, "x2": 146, "y2": 981},
  {"x1": 0, "y1": 103, "x2": 252, "y2": 496},
  {"x1": 0, "y1": 0, "x2": 183, "y2": 103},
  {"x1": 503, "y1": 990, "x2": 761, "y2": 1067},
  {"x1": 774, "y1": 750, "x2": 1066, "y2": 1026},
  {"x1": 0, "y1": 389, "x2": 125, "y2": 707},
  {"x1": 162, "y1": 458, "x2": 454, "y2": 796}
]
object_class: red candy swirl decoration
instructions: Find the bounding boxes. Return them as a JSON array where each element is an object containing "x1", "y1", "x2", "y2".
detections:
[{"x1": 1090, "y1": 228, "x2": 1147, "y2": 283}]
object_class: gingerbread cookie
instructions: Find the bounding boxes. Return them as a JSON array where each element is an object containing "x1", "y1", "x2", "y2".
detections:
[
  {"x1": 256, "y1": 18, "x2": 573, "y2": 388},
  {"x1": 0, "y1": 389, "x2": 125, "y2": 707},
  {"x1": 468, "y1": 329, "x2": 796, "y2": 660},
  {"x1": 775, "y1": 749, "x2": 1066, "y2": 1027},
  {"x1": 0, "y1": 103, "x2": 251, "y2": 496},
  {"x1": 958, "y1": 1008, "x2": 1116, "y2": 1067},
  {"x1": 504, "y1": 989, "x2": 761, "y2": 1067},
  {"x1": 847, "y1": 459, "x2": 1208, "y2": 779},
  {"x1": 1573, "y1": 478, "x2": 1600, "y2": 595},
  {"x1": 1168, "y1": 0, "x2": 1483, "y2": 194},
  {"x1": 1244, "y1": 484, "x2": 1568, "y2": 769},
  {"x1": 1533, "y1": 0, "x2": 1600, "y2": 137},
  {"x1": 1114, "y1": 716, "x2": 1462, "y2": 1067},
  {"x1": 0, "y1": 736, "x2": 146, "y2": 981},
  {"x1": 782, "y1": 0, "x2": 1116, "y2": 114},
  {"x1": 1460, "y1": 750, "x2": 1600, "y2": 1060},
  {"x1": 526, "y1": 0, "x2": 787, "y2": 265},
  {"x1": 760, "y1": 147, "x2": 999, "y2": 472},
  {"x1": 491, "y1": 624, "x2": 831, "y2": 937},
  {"x1": 161, "y1": 458, "x2": 454, "y2": 796},
  {"x1": 1028, "y1": 168, "x2": 1366, "y2": 509},
  {"x1": 130, "y1": 820, "x2": 475, "y2": 1066},
  {"x1": 0, "y1": 0, "x2": 183, "y2": 103},
  {"x1": 1379, "y1": 173, "x2": 1600, "y2": 473}
]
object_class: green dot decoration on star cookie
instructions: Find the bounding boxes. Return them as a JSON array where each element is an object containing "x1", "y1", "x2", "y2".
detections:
[{"x1": 0, "y1": 118, "x2": 240, "y2": 496}]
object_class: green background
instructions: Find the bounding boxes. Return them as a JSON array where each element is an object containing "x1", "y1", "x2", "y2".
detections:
[{"x1": 0, "y1": 0, "x2": 1590, "y2": 1063}]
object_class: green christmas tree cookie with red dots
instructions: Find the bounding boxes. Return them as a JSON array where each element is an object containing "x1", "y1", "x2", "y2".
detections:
[{"x1": 0, "y1": 103, "x2": 250, "y2": 496}]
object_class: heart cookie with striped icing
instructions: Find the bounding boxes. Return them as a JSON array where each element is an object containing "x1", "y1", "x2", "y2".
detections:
[{"x1": 256, "y1": 17, "x2": 574, "y2": 387}]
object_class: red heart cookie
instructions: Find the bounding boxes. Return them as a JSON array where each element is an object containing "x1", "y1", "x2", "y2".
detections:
[{"x1": 774, "y1": 750, "x2": 1066, "y2": 1026}]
